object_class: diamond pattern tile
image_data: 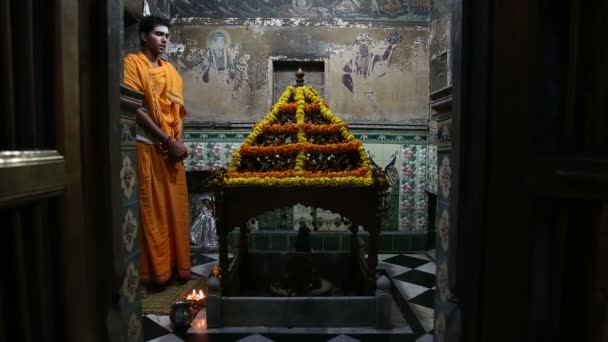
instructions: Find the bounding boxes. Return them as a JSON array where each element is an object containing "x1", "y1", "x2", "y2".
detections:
[
  {"x1": 383, "y1": 255, "x2": 430, "y2": 269},
  {"x1": 409, "y1": 289, "x2": 436, "y2": 309},
  {"x1": 191, "y1": 254, "x2": 218, "y2": 267},
  {"x1": 393, "y1": 270, "x2": 436, "y2": 288}
]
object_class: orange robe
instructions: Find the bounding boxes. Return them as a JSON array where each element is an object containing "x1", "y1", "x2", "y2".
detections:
[{"x1": 124, "y1": 52, "x2": 191, "y2": 285}]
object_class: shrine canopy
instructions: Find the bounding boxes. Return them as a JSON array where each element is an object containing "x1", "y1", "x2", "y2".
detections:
[{"x1": 224, "y1": 85, "x2": 384, "y2": 187}]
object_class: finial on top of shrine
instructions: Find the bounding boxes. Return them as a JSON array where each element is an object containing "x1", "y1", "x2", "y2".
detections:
[{"x1": 295, "y1": 68, "x2": 305, "y2": 87}]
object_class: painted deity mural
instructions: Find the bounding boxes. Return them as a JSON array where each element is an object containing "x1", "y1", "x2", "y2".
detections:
[
  {"x1": 168, "y1": 26, "x2": 429, "y2": 124},
  {"x1": 190, "y1": 30, "x2": 250, "y2": 92},
  {"x1": 340, "y1": 32, "x2": 403, "y2": 115}
]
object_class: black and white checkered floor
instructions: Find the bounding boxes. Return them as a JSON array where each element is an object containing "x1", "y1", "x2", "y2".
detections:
[{"x1": 144, "y1": 251, "x2": 436, "y2": 342}]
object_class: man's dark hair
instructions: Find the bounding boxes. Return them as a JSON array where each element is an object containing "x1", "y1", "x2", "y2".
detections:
[{"x1": 139, "y1": 15, "x2": 170, "y2": 45}]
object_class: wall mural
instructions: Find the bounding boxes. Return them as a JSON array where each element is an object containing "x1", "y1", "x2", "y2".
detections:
[
  {"x1": 169, "y1": 0, "x2": 430, "y2": 22},
  {"x1": 168, "y1": 25, "x2": 429, "y2": 123},
  {"x1": 341, "y1": 32, "x2": 402, "y2": 114},
  {"x1": 188, "y1": 30, "x2": 250, "y2": 93}
]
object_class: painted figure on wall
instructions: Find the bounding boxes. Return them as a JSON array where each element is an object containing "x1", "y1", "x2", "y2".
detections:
[
  {"x1": 276, "y1": 0, "x2": 331, "y2": 18},
  {"x1": 409, "y1": 0, "x2": 431, "y2": 15},
  {"x1": 342, "y1": 32, "x2": 402, "y2": 94},
  {"x1": 201, "y1": 31, "x2": 229, "y2": 82},
  {"x1": 333, "y1": 0, "x2": 361, "y2": 15},
  {"x1": 197, "y1": 30, "x2": 249, "y2": 92},
  {"x1": 379, "y1": 0, "x2": 407, "y2": 17}
]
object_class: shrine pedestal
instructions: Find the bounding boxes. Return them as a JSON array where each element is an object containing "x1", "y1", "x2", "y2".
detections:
[{"x1": 205, "y1": 185, "x2": 389, "y2": 328}]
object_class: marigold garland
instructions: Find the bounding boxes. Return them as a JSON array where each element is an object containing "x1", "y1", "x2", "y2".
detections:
[
  {"x1": 227, "y1": 170, "x2": 295, "y2": 179},
  {"x1": 275, "y1": 103, "x2": 322, "y2": 114},
  {"x1": 239, "y1": 144, "x2": 301, "y2": 156},
  {"x1": 225, "y1": 85, "x2": 377, "y2": 187},
  {"x1": 302, "y1": 167, "x2": 370, "y2": 178},
  {"x1": 257, "y1": 123, "x2": 300, "y2": 134},
  {"x1": 302, "y1": 141, "x2": 361, "y2": 154}
]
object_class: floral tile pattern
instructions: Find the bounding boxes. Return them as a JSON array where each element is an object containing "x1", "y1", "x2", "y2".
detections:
[
  {"x1": 438, "y1": 154, "x2": 452, "y2": 201},
  {"x1": 185, "y1": 142, "x2": 239, "y2": 171},
  {"x1": 437, "y1": 208, "x2": 449, "y2": 253},
  {"x1": 120, "y1": 154, "x2": 136, "y2": 200},
  {"x1": 436, "y1": 261, "x2": 450, "y2": 302},
  {"x1": 119, "y1": 101, "x2": 142, "y2": 341},
  {"x1": 128, "y1": 313, "x2": 142, "y2": 342},
  {"x1": 399, "y1": 145, "x2": 430, "y2": 231},
  {"x1": 122, "y1": 208, "x2": 138, "y2": 252},
  {"x1": 427, "y1": 145, "x2": 438, "y2": 194},
  {"x1": 122, "y1": 262, "x2": 139, "y2": 303}
]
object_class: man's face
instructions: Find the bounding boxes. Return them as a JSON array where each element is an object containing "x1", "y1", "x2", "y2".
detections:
[{"x1": 141, "y1": 25, "x2": 169, "y2": 55}]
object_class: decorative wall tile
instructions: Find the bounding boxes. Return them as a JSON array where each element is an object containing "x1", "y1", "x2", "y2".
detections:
[
  {"x1": 399, "y1": 145, "x2": 430, "y2": 231},
  {"x1": 120, "y1": 154, "x2": 136, "y2": 200},
  {"x1": 366, "y1": 144, "x2": 402, "y2": 231},
  {"x1": 120, "y1": 88, "x2": 143, "y2": 342},
  {"x1": 438, "y1": 154, "x2": 452, "y2": 201},
  {"x1": 122, "y1": 262, "x2": 139, "y2": 303},
  {"x1": 427, "y1": 145, "x2": 438, "y2": 194},
  {"x1": 128, "y1": 313, "x2": 142, "y2": 342},
  {"x1": 184, "y1": 142, "x2": 239, "y2": 171},
  {"x1": 437, "y1": 208, "x2": 449, "y2": 253},
  {"x1": 122, "y1": 208, "x2": 138, "y2": 253},
  {"x1": 436, "y1": 261, "x2": 450, "y2": 302}
]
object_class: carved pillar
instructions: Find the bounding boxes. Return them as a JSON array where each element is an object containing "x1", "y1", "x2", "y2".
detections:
[
  {"x1": 349, "y1": 223, "x2": 359, "y2": 255},
  {"x1": 218, "y1": 231, "x2": 229, "y2": 275},
  {"x1": 368, "y1": 231, "x2": 379, "y2": 275},
  {"x1": 214, "y1": 189, "x2": 229, "y2": 274},
  {"x1": 239, "y1": 222, "x2": 249, "y2": 257},
  {"x1": 375, "y1": 275, "x2": 392, "y2": 329}
]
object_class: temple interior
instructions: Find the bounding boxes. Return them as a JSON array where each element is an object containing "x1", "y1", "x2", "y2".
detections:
[{"x1": 1, "y1": 0, "x2": 607, "y2": 342}]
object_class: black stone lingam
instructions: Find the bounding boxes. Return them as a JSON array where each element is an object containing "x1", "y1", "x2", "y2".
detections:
[{"x1": 269, "y1": 223, "x2": 332, "y2": 296}]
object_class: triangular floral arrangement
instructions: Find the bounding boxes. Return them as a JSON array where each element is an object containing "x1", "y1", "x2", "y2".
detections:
[{"x1": 224, "y1": 85, "x2": 377, "y2": 187}]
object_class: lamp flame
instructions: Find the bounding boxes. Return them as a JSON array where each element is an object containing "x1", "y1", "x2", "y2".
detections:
[{"x1": 186, "y1": 289, "x2": 205, "y2": 301}]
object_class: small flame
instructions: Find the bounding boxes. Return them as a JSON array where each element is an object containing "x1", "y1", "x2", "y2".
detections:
[
  {"x1": 191, "y1": 319, "x2": 207, "y2": 328},
  {"x1": 186, "y1": 289, "x2": 205, "y2": 301},
  {"x1": 212, "y1": 265, "x2": 221, "y2": 277}
]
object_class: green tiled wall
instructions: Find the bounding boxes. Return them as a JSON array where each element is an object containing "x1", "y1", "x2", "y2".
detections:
[{"x1": 228, "y1": 231, "x2": 428, "y2": 253}]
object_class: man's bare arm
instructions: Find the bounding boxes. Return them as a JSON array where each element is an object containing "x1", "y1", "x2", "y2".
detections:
[{"x1": 136, "y1": 107, "x2": 188, "y2": 160}]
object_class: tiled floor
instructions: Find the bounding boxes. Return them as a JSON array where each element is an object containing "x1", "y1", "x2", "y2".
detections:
[{"x1": 144, "y1": 251, "x2": 436, "y2": 342}]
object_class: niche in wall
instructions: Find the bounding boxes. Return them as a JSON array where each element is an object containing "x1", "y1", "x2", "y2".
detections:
[{"x1": 269, "y1": 59, "x2": 327, "y2": 105}]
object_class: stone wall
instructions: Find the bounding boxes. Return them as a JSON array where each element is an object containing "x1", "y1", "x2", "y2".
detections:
[{"x1": 167, "y1": 23, "x2": 429, "y2": 124}]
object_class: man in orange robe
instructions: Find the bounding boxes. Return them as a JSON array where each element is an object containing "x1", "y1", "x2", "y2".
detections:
[{"x1": 123, "y1": 15, "x2": 191, "y2": 286}]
